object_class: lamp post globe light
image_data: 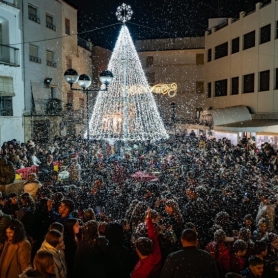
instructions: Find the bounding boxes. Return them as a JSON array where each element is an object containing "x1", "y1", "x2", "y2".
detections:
[{"x1": 63, "y1": 68, "x2": 113, "y2": 143}]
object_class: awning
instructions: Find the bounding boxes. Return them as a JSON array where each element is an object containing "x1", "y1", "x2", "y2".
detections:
[
  {"x1": 0, "y1": 76, "x2": 15, "y2": 97},
  {"x1": 200, "y1": 106, "x2": 251, "y2": 126}
]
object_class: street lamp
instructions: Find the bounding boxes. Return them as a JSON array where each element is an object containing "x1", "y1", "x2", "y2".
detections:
[
  {"x1": 64, "y1": 68, "x2": 113, "y2": 142},
  {"x1": 171, "y1": 102, "x2": 176, "y2": 137}
]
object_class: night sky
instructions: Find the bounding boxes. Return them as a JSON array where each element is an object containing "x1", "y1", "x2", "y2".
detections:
[{"x1": 65, "y1": 0, "x2": 258, "y2": 50}]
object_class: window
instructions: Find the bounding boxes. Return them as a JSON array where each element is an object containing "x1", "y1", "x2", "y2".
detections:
[
  {"x1": 259, "y1": 70, "x2": 270, "y2": 91},
  {"x1": 215, "y1": 79, "x2": 227, "y2": 97},
  {"x1": 207, "y1": 82, "x2": 212, "y2": 98},
  {"x1": 0, "y1": 96, "x2": 13, "y2": 116},
  {"x1": 231, "y1": 37, "x2": 240, "y2": 54},
  {"x1": 260, "y1": 24, "x2": 271, "y2": 44},
  {"x1": 146, "y1": 72, "x2": 155, "y2": 85},
  {"x1": 0, "y1": 76, "x2": 14, "y2": 116},
  {"x1": 66, "y1": 56, "x2": 72, "y2": 69},
  {"x1": 243, "y1": 73, "x2": 255, "y2": 93},
  {"x1": 196, "y1": 54, "x2": 204, "y2": 65},
  {"x1": 231, "y1": 77, "x2": 239, "y2": 95},
  {"x1": 29, "y1": 44, "x2": 41, "y2": 63},
  {"x1": 215, "y1": 42, "x2": 228, "y2": 60},
  {"x1": 243, "y1": 31, "x2": 255, "y2": 50},
  {"x1": 65, "y1": 18, "x2": 70, "y2": 35},
  {"x1": 146, "y1": 56, "x2": 153, "y2": 67},
  {"x1": 276, "y1": 68, "x2": 278, "y2": 89},
  {"x1": 28, "y1": 4, "x2": 40, "y2": 23},
  {"x1": 276, "y1": 21, "x2": 278, "y2": 39},
  {"x1": 207, "y1": 49, "x2": 212, "y2": 62},
  {"x1": 46, "y1": 14, "x2": 56, "y2": 31},
  {"x1": 46, "y1": 50, "x2": 56, "y2": 67},
  {"x1": 196, "y1": 81, "x2": 204, "y2": 93}
]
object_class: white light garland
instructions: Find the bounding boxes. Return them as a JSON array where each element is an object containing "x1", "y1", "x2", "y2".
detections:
[{"x1": 87, "y1": 24, "x2": 169, "y2": 141}]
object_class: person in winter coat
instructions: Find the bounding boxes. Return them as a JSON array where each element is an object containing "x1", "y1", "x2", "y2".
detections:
[
  {"x1": 73, "y1": 220, "x2": 106, "y2": 278},
  {"x1": 105, "y1": 222, "x2": 132, "y2": 278},
  {"x1": 256, "y1": 191, "x2": 275, "y2": 231},
  {"x1": 19, "y1": 251, "x2": 56, "y2": 278},
  {"x1": 0, "y1": 219, "x2": 31, "y2": 278},
  {"x1": 230, "y1": 239, "x2": 248, "y2": 273},
  {"x1": 205, "y1": 229, "x2": 231, "y2": 277},
  {"x1": 131, "y1": 207, "x2": 161, "y2": 278},
  {"x1": 240, "y1": 256, "x2": 264, "y2": 278},
  {"x1": 160, "y1": 229, "x2": 219, "y2": 278},
  {"x1": 64, "y1": 218, "x2": 80, "y2": 278},
  {"x1": 39, "y1": 229, "x2": 67, "y2": 278}
]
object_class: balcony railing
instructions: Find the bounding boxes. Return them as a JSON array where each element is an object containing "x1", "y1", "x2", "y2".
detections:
[
  {"x1": 28, "y1": 13, "x2": 40, "y2": 24},
  {"x1": 29, "y1": 55, "x2": 41, "y2": 63},
  {"x1": 0, "y1": 0, "x2": 19, "y2": 8},
  {"x1": 47, "y1": 60, "x2": 57, "y2": 67},
  {"x1": 46, "y1": 22, "x2": 56, "y2": 31},
  {"x1": 0, "y1": 44, "x2": 19, "y2": 67}
]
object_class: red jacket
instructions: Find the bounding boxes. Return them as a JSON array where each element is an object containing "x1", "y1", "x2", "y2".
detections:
[
  {"x1": 131, "y1": 218, "x2": 161, "y2": 278},
  {"x1": 230, "y1": 252, "x2": 246, "y2": 273},
  {"x1": 205, "y1": 241, "x2": 230, "y2": 274}
]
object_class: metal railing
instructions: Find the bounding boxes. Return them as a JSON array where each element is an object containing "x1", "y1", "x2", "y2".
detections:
[
  {"x1": 0, "y1": 0, "x2": 19, "y2": 8},
  {"x1": 0, "y1": 44, "x2": 19, "y2": 66},
  {"x1": 28, "y1": 13, "x2": 40, "y2": 23},
  {"x1": 46, "y1": 22, "x2": 56, "y2": 31},
  {"x1": 47, "y1": 60, "x2": 57, "y2": 67},
  {"x1": 29, "y1": 55, "x2": 41, "y2": 63}
]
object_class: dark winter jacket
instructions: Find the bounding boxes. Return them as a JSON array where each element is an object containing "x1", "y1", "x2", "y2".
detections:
[{"x1": 160, "y1": 246, "x2": 219, "y2": 278}]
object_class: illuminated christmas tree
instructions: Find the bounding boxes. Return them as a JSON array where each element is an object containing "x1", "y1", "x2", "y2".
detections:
[{"x1": 88, "y1": 4, "x2": 168, "y2": 141}]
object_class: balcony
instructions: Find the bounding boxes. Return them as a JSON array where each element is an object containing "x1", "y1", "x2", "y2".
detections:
[
  {"x1": 47, "y1": 60, "x2": 57, "y2": 67},
  {"x1": 29, "y1": 55, "x2": 41, "y2": 63},
  {"x1": 0, "y1": 0, "x2": 19, "y2": 8},
  {"x1": 0, "y1": 44, "x2": 19, "y2": 67},
  {"x1": 46, "y1": 22, "x2": 56, "y2": 31},
  {"x1": 28, "y1": 13, "x2": 40, "y2": 24}
]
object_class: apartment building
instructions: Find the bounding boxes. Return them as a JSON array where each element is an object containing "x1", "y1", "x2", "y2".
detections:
[
  {"x1": 203, "y1": 0, "x2": 278, "y2": 146},
  {"x1": 0, "y1": 0, "x2": 25, "y2": 143}
]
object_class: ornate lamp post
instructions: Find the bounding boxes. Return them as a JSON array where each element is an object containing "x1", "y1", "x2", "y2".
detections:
[
  {"x1": 171, "y1": 102, "x2": 176, "y2": 137},
  {"x1": 64, "y1": 68, "x2": 113, "y2": 141}
]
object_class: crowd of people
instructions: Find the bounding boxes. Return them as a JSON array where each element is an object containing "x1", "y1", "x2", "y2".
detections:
[{"x1": 0, "y1": 133, "x2": 278, "y2": 277}]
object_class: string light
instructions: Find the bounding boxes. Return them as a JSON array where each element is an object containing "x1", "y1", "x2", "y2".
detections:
[
  {"x1": 151, "y1": 83, "x2": 178, "y2": 98},
  {"x1": 88, "y1": 24, "x2": 169, "y2": 141}
]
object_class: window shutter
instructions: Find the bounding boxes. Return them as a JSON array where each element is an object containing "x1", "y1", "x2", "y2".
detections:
[{"x1": 0, "y1": 76, "x2": 15, "y2": 97}]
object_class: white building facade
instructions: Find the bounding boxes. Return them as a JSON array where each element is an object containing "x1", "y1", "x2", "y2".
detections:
[
  {"x1": 0, "y1": 0, "x2": 25, "y2": 143},
  {"x1": 203, "y1": 0, "x2": 278, "y2": 147}
]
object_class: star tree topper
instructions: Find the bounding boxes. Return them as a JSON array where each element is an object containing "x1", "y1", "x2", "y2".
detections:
[{"x1": 116, "y1": 3, "x2": 133, "y2": 23}]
